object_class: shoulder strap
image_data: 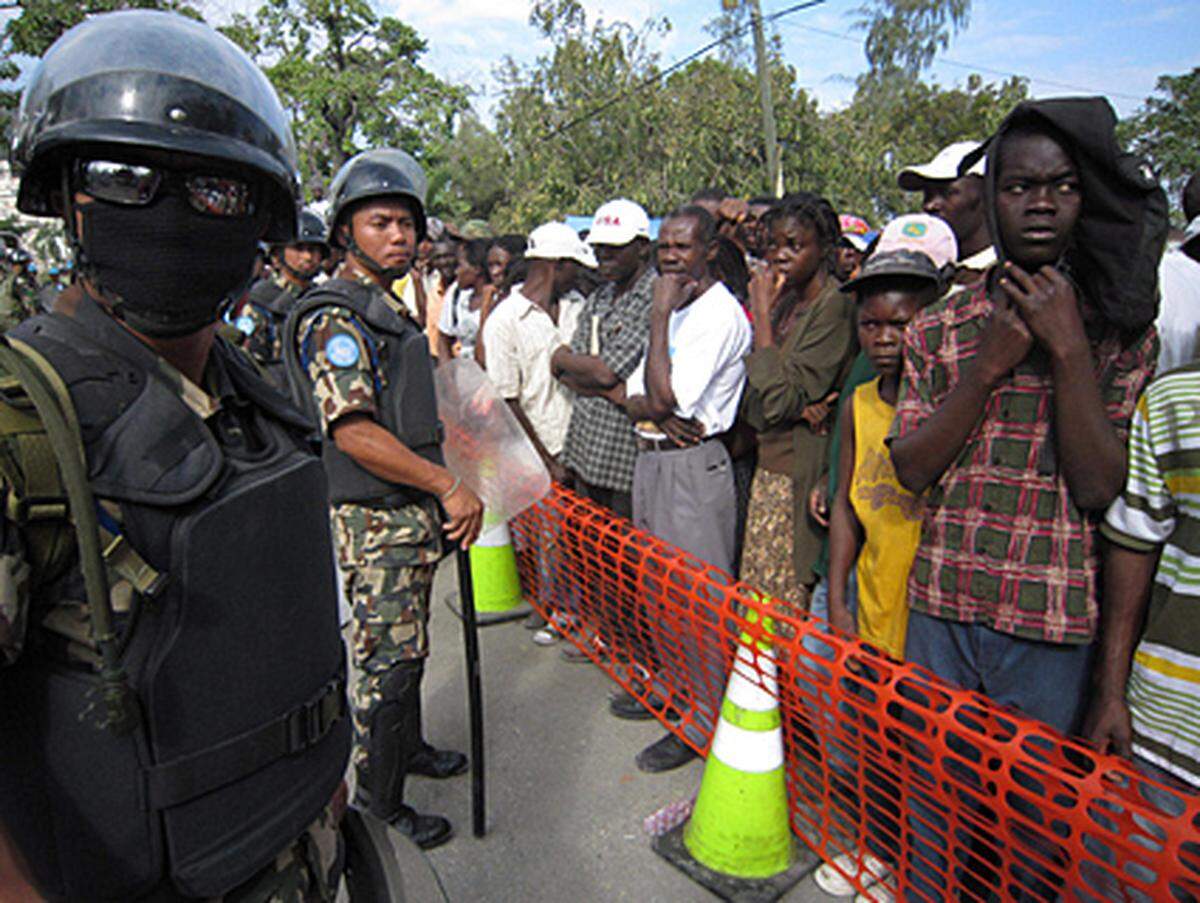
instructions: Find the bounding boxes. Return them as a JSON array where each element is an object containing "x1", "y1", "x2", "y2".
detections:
[{"x1": 0, "y1": 337, "x2": 138, "y2": 733}]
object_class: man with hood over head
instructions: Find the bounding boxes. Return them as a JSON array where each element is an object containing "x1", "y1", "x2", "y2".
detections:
[{"x1": 887, "y1": 97, "x2": 1166, "y2": 737}]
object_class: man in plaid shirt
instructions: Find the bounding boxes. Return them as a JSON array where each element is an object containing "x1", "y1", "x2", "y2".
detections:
[
  {"x1": 888, "y1": 102, "x2": 1160, "y2": 735},
  {"x1": 552, "y1": 199, "x2": 655, "y2": 519}
]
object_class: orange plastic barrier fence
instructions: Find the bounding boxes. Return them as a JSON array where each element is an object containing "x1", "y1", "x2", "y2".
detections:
[{"x1": 510, "y1": 485, "x2": 1200, "y2": 902}]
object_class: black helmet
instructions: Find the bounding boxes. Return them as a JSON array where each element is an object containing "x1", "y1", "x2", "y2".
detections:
[
  {"x1": 10, "y1": 10, "x2": 300, "y2": 242},
  {"x1": 327, "y1": 149, "x2": 427, "y2": 246},
  {"x1": 295, "y1": 208, "x2": 330, "y2": 248}
]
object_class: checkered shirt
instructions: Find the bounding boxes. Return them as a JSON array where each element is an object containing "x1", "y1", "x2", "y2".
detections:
[
  {"x1": 560, "y1": 268, "x2": 655, "y2": 492},
  {"x1": 889, "y1": 277, "x2": 1158, "y2": 644}
]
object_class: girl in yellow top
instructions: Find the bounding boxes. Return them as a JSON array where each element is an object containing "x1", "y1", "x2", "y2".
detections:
[{"x1": 827, "y1": 215, "x2": 957, "y2": 660}]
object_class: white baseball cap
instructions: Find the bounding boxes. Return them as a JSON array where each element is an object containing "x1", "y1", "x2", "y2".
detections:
[
  {"x1": 897, "y1": 140, "x2": 986, "y2": 191},
  {"x1": 587, "y1": 198, "x2": 651, "y2": 246},
  {"x1": 525, "y1": 222, "x2": 598, "y2": 268}
]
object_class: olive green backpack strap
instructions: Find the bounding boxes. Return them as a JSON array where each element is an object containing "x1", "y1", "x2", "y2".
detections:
[{"x1": 0, "y1": 337, "x2": 138, "y2": 733}]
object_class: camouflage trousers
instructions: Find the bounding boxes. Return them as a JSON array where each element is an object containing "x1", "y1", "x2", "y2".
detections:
[
  {"x1": 220, "y1": 806, "x2": 341, "y2": 902},
  {"x1": 342, "y1": 560, "x2": 436, "y2": 775}
]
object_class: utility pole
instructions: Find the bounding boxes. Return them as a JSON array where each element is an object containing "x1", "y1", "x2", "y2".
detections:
[{"x1": 741, "y1": 0, "x2": 783, "y2": 197}]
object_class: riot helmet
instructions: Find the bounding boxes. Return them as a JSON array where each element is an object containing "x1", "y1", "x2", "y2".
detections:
[
  {"x1": 326, "y1": 149, "x2": 427, "y2": 280},
  {"x1": 8, "y1": 11, "x2": 302, "y2": 337},
  {"x1": 272, "y1": 208, "x2": 330, "y2": 284},
  {"x1": 11, "y1": 10, "x2": 300, "y2": 242},
  {"x1": 296, "y1": 208, "x2": 330, "y2": 248}
]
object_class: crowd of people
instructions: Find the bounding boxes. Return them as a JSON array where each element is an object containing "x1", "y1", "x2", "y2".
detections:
[
  {"x1": 229, "y1": 99, "x2": 1198, "y2": 801},
  {"x1": 1, "y1": 9, "x2": 1198, "y2": 901}
]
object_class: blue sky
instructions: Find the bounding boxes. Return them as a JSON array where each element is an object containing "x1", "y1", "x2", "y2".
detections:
[{"x1": 379, "y1": 0, "x2": 1198, "y2": 120}]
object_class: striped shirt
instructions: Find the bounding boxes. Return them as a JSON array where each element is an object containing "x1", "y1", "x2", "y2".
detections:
[{"x1": 1103, "y1": 364, "x2": 1200, "y2": 788}]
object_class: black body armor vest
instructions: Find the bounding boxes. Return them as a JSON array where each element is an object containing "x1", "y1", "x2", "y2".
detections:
[
  {"x1": 283, "y1": 278, "x2": 444, "y2": 508},
  {"x1": 241, "y1": 278, "x2": 295, "y2": 391},
  {"x1": 0, "y1": 299, "x2": 351, "y2": 901}
]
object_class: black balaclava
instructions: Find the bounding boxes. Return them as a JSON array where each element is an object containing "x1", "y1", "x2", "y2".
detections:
[{"x1": 77, "y1": 190, "x2": 262, "y2": 338}]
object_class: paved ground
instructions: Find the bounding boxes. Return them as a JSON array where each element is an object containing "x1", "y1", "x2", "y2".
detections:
[{"x1": 406, "y1": 558, "x2": 830, "y2": 902}]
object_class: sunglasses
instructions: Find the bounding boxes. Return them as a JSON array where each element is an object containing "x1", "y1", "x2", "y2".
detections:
[{"x1": 75, "y1": 159, "x2": 256, "y2": 218}]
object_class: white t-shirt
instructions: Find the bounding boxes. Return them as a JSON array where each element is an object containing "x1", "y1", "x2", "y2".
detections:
[
  {"x1": 480, "y1": 288, "x2": 574, "y2": 456},
  {"x1": 626, "y1": 280, "x2": 751, "y2": 439},
  {"x1": 1155, "y1": 248, "x2": 1200, "y2": 376},
  {"x1": 437, "y1": 286, "x2": 480, "y2": 358}
]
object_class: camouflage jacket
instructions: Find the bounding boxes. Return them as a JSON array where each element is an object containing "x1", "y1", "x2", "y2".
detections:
[{"x1": 294, "y1": 272, "x2": 444, "y2": 569}]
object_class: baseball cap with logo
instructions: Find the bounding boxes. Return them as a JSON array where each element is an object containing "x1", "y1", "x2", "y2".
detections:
[
  {"x1": 587, "y1": 198, "x2": 652, "y2": 247},
  {"x1": 897, "y1": 140, "x2": 987, "y2": 191},
  {"x1": 526, "y1": 222, "x2": 598, "y2": 268},
  {"x1": 839, "y1": 213, "x2": 878, "y2": 252},
  {"x1": 841, "y1": 214, "x2": 959, "y2": 293}
]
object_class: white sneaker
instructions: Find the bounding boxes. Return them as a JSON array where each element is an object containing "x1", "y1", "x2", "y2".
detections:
[
  {"x1": 532, "y1": 626, "x2": 560, "y2": 646},
  {"x1": 814, "y1": 852, "x2": 888, "y2": 897}
]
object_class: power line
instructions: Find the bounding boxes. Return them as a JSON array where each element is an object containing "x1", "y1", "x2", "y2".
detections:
[
  {"x1": 539, "y1": 0, "x2": 828, "y2": 143},
  {"x1": 780, "y1": 21, "x2": 1146, "y2": 104}
]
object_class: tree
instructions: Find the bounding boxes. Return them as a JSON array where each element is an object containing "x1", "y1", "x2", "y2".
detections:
[
  {"x1": 1121, "y1": 67, "x2": 1200, "y2": 213},
  {"x1": 0, "y1": 0, "x2": 201, "y2": 148},
  {"x1": 854, "y1": 0, "x2": 972, "y2": 75},
  {"x1": 488, "y1": 0, "x2": 670, "y2": 227},
  {"x1": 431, "y1": 113, "x2": 509, "y2": 223},
  {"x1": 220, "y1": 0, "x2": 467, "y2": 195},
  {"x1": 808, "y1": 73, "x2": 1028, "y2": 222}
]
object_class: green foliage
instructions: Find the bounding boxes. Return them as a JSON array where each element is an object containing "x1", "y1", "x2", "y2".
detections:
[
  {"x1": 1121, "y1": 67, "x2": 1200, "y2": 212},
  {"x1": 814, "y1": 72, "x2": 1028, "y2": 221},
  {"x1": 854, "y1": 0, "x2": 971, "y2": 75},
  {"x1": 219, "y1": 0, "x2": 468, "y2": 197},
  {"x1": 447, "y1": 0, "x2": 1020, "y2": 231}
]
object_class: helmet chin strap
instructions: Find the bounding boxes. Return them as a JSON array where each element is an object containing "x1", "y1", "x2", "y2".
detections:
[
  {"x1": 343, "y1": 227, "x2": 408, "y2": 285},
  {"x1": 277, "y1": 257, "x2": 317, "y2": 286}
]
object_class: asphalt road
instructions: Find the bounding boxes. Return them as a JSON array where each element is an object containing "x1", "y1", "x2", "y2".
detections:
[{"x1": 406, "y1": 557, "x2": 831, "y2": 902}]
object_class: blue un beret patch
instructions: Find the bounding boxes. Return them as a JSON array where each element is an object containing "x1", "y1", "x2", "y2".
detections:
[
  {"x1": 325, "y1": 333, "x2": 361, "y2": 368},
  {"x1": 235, "y1": 314, "x2": 256, "y2": 336}
]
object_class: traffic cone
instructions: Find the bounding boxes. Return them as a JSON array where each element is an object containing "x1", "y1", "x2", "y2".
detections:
[
  {"x1": 459, "y1": 512, "x2": 529, "y2": 624},
  {"x1": 652, "y1": 624, "x2": 819, "y2": 900}
]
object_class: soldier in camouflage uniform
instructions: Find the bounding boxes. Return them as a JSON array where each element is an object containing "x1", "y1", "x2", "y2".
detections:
[
  {"x1": 0, "y1": 12, "x2": 352, "y2": 900},
  {"x1": 0, "y1": 243, "x2": 41, "y2": 330},
  {"x1": 285, "y1": 149, "x2": 484, "y2": 851},
  {"x1": 234, "y1": 209, "x2": 329, "y2": 388}
]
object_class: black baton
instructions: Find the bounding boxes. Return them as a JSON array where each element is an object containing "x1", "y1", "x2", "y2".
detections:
[{"x1": 455, "y1": 546, "x2": 486, "y2": 837}]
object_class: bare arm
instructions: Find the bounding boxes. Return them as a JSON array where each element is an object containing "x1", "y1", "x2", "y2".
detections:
[
  {"x1": 1082, "y1": 540, "x2": 1160, "y2": 756},
  {"x1": 1003, "y1": 264, "x2": 1126, "y2": 509},
  {"x1": 551, "y1": 346, "x2": 620, "y2": 390},
  {"x1": 331, "y1": 414, "x2": 483, "y2": 547},
  {"x1": 0, "y1": 822, "x2": 42, "y2": 900},
  {"x1": 826, "y1": 397, "x2": 861, "y2": 635},
  {"x1": 890, "y1": 305, "x2": 1033, "y2": 494},
  {"x1": 437, "y1": 330, "x2": 456, "y2": 362},
  {"x1": 505, "y1": 399, "x2": 566, "y2": 483}
]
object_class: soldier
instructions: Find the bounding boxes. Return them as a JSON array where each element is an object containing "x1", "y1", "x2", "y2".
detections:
[
  {"x1": 285, "y1": 149, "x2": 484, "y2": 850},
  {"x1": 234, "y1": 208, "x2": 330, "y2": 388},
  {"x1": 0, "y1": 238, "x2": 40, "y2": 330},
  {"x1": 0, "y1": 11, "x2": 352, "y2": 900}
]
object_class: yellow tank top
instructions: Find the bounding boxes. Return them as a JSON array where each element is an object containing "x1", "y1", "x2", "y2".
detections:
[{"x1": 849, "y1": 378, "x2": 923, "y2": 659}]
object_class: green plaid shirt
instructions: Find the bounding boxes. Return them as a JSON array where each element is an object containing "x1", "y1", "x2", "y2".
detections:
[{"x1": 889, "y1": 277, "x2": 1158, "y2": 644}]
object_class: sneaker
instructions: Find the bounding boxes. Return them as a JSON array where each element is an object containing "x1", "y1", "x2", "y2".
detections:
[
  {"x1": 814, "y1": 852, "x2": 888, "y2": 898},
  {"x1": 532, "y1": 626, "x2": 560, "y2": 646}
]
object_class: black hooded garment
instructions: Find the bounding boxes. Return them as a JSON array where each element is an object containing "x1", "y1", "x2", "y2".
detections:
[{"x1": 962, "y1": 97, "x2": 1169, "y2": 335}]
